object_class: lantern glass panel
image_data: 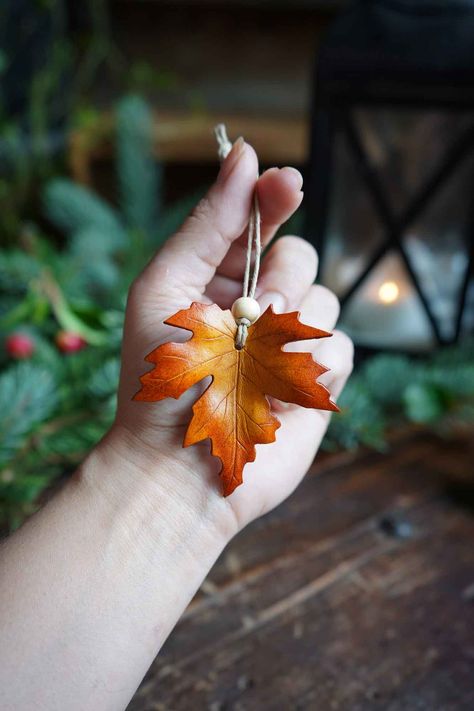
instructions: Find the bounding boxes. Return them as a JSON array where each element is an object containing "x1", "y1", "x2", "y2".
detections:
[
  {"x1": 324, "y1": 134, "x2": 385, "y2": 294},
  {"x1": 407, "y1": 155, "x2": 474, "y2": 342},
  {"x1": 341, "y1": 251, "x2": 435, "y2": 351},
  {"x1": 322, "y1": 108, "x2": 474, "y2": 350},
  {"x1": 354, "y1": 109, "x2": 474, "y2": 213}
]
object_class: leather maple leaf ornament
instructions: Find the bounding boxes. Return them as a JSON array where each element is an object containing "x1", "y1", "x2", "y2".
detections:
[{"x1": 134, "y1": 302, "x2": 338, "y2": 496}]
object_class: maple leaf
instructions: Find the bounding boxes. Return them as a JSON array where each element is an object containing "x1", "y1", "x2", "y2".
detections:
[{"x1": 134, "y1": 302, "x2": 338, "y2": 496}]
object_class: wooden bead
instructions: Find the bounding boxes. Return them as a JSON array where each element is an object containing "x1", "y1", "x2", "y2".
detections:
[{"x1": 231, "y1": 297, "x2": 261, "y2": 324}]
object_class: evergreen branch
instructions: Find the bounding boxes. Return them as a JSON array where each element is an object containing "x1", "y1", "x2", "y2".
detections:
[
  {"x1": 43, "y1": 178, "x2": 126, "y2": 242},
  {"x1": 116, "y1": 95, "x2": 161, "y2": 237},
  {"x1": 0, "y1": 362, "x2": 58, "y2": 466}
]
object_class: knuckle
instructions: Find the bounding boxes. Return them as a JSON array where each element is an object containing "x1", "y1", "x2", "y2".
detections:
[
  {"x1": 332, "y1": 330, "x2": 354, "y2": 373},
  {"x1": 185, "y1": 197, "x2": 229, "y2": 260},
  {"x1": 188, "y1": 196, "x2": 214, "y2": 230},
  {"x1": 294, "y1": 239, "x2": 318, "y2": 275},
  {"x1": 282, "y1": 235, "x2": 318, "y2": 265},
  {"x1": 281, "y1": 234, "x2": 316, "y2": 256},
  {"x1": 272, "y1": 236, "x2": 318, "y2": 284},
  {"x1": 296, "y1": 236, "x2": 318, "y2": 263},
  {"x1": 317, "y1": 285, "x2": 341, "y2": 320}
]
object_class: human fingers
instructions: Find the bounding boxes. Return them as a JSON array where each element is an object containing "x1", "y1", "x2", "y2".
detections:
[
  {"x1": 256, "y1": 236, "x2": 318, "y2": 313},
  {"x1": 312, "y1": 329, "x2": 354, "y2": 399},
  {"x1": 271, "y1": 283, "x2": 344, "y2": 413},
  {"x1": 205, "y1": 234, "x2": 316, "y2": 311},
  {"x1": 213, "y1": 167, "x2": 303, "y2": 283},
  {"x1": 136, "y1": 138, "x2": 259, "y2": 307}
]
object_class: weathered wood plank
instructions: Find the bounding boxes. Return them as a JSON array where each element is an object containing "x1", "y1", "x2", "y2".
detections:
[
  {"x1": 207, "y1": 434, "x2": 470, "y2": 589},
  {"x1": 128, "y1": 434, "x2": 474, "y2": 710},
  {"x1": 69, "y1": 113, "x2": 307, "y2": 186}
]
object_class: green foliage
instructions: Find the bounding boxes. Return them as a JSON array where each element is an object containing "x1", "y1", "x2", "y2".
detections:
[
  {"x1": 0, "y1": 342, "x2": 120, "y2": 529},
  {"x1": 0, "y1": 94, "x2": 199, "y2": 531},
  {"x1": 0, "y1": 362, "x2": 58, "y2": 466},
  {"x1": 361, "y1": 355, "x2": 415, "y2": 407},
  {"x1": 0, "y1": 250, "x2": 42, "y2": 294},
  {"x1": 44, "y1": 180, "x2": 126, "y2": 244},
  {"x1": 324, "y1": 378, "x2": 386, "y2": 451},
  {"x1": 116, "y1": 94, "x2": 161, "y2": 236},
  {"x1": 403, "y1": 383, "x2": 446, "y2": 424},
  {"x1": 87, "y1": 357, "x2": 120, "y2": 399},
  {"x1": 0, "y1": 0, "x2": 123, "y2": 244},
  {"x1": 323, "y1": 341, "x2": 474, "y2": 451}
]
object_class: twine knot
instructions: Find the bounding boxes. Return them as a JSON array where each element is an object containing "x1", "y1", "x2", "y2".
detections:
[
  {"x1": 214, "y1": 124, "x2": 233, "y2": 161},
  {"x1": 235, "y1": 318, "x2": 251, "y2": 350}
]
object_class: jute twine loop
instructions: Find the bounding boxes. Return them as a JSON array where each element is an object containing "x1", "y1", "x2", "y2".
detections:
[{"x1": 214, "y1": 124, "x2": 261, "y2": 349}]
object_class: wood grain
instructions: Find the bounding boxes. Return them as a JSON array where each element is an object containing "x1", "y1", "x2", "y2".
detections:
[
  {"x1": 128, "y1": 433, "x2": 474, "y2": 710},
  {"x1": 68, "y1": 112, "x2": 307, "y2": 186}
]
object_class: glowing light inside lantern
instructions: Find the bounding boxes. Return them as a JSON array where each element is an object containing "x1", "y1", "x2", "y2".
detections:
[{"x1": 378, "y1": 281, "x2": 400, "y2": 304}]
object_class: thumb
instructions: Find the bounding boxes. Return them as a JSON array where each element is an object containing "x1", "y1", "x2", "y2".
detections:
[{"x1": 141, "y1": 138, "x2": 258, "y2": 302}]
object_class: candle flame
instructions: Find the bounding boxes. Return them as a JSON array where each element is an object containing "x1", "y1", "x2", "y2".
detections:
[{"x1": 378, "y1": 281, "x2": 400, "y2": 304}]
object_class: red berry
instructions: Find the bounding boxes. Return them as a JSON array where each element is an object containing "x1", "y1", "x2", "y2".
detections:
[
  {"x1": 6, "y1": 332, "x2": 35, "y2": 359},
  {"x1": 55, "y1": 331, "x2": 87, "y2": 354}
]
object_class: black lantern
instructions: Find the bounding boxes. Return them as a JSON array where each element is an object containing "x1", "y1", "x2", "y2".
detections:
[{"x1": 305, "y1": 0, "x2": 474, "y2": 351}]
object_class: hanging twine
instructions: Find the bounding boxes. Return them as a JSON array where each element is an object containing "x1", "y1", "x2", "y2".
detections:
[{"x1": 214, "y1": 124, "x2": 261, "y2": 349}]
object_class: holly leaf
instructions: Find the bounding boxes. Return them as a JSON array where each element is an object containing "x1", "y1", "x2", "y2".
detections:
[{"x1": 134, "y1": 302, "x2": 338, "y2": 495}]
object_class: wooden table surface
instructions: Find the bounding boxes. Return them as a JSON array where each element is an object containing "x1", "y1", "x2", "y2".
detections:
[{"x1": 129, "y1": 432, "x2": 474, "y2": 711}]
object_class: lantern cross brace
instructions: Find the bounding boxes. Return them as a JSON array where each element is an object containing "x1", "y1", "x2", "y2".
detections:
[{"x1": 332, "y1": 111, "x2": 474, "y2": 346}]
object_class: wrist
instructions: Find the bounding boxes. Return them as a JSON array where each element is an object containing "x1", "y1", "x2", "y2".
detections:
[
  {"x1": 78, "y1": 423, "x2": 238, "y2": 554},
  {"x1": 5, "y1": 424, "x2": 236, "y2": 707}
]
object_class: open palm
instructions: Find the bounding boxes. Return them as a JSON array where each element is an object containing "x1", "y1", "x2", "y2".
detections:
[{"x1": 113, "y1": 139, "x2": 353, "y2": 535}]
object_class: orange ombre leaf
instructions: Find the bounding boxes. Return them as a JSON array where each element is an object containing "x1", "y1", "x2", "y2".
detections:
[{"x1": 134, "y1": 302, "x2": 338, "y2": 495}]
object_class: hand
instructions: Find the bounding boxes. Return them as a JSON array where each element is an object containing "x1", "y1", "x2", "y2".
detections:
[
  {"x1": 0, "y1": 142, "x2": 353, "y2": 711},
  {"x1": 109, "y1": 138, "x2": 353, "y2": 536}
]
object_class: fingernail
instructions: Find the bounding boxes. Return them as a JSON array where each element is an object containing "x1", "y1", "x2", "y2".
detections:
[
  {"x1": 217, "y1": 137, "x2": 245, "y2": 183},
  {"x1": 259, "y1": 291, "x2": 286, "y2": 314},
  {"x1": 281, "y1": 166, "x2": 303, "y2": 191}
]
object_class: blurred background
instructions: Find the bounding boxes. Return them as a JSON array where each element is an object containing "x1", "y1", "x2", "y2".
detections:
[{"x1": 0, "y1": 0, "x2": 473, "y2": 531}]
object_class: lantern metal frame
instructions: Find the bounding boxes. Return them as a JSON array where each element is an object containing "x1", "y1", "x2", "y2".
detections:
[{"x1": 304, "y1": 0, "x2": 474, "y2": 347}]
